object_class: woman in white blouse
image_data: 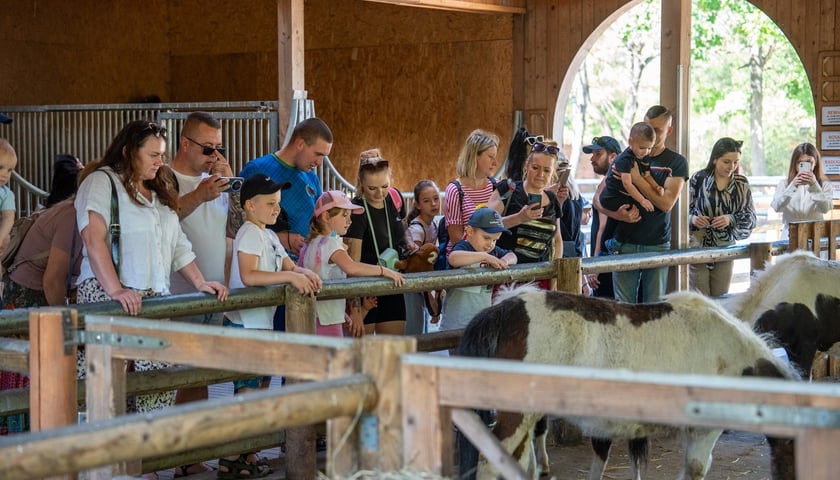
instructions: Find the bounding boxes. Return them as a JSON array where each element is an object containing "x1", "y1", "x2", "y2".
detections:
[
  {"x1": 74, "y1": 120, "x2": 228, "y2": 416},
  {"x1": 770, "y1": 142, "x2": 834, "y2": 240}
]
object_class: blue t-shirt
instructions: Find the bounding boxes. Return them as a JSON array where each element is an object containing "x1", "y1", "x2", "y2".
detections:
[
  {"x1": 614, "y1": 148, "x2": 688, "y2": 245},
  {"x1": 448, "y1": 238, "x2": 511, "y2": 268},
  {"x1": 239, "y1": 153, "x2": 322, "y2": 237},
  {"x1": 0, "y1": 185, "x2": 15, "y2": 212}
]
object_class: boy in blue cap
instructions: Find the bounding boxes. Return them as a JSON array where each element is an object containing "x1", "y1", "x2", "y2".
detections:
[{"x1": 440, "y1": 207, "x2": 517, "y2": 332}]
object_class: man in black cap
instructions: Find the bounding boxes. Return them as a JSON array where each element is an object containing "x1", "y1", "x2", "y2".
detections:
[{"x1": 583, "y1": 135, "x2": 633, "y2": 298}]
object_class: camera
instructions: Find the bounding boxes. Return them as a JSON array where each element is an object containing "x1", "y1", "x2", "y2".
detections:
[
  {"x1": 221, "y1": 177, "x2": 244, "y2": 193},
  {"x1": 798, "y1": 161, "x2": 811, "y2": 173}
]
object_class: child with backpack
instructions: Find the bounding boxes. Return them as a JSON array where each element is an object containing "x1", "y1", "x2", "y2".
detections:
[{"x1": 404, "y1": 180, "x2": 441, "y2": 334}]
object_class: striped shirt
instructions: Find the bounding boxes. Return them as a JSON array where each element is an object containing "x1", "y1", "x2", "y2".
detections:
[{"x1": 443, "y1": 178, "x2": 496, "y2": 250}]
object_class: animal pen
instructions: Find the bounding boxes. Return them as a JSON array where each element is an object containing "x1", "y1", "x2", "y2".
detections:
[{"x1": 2, "y1": 226, "x2": 840, "y2": 479}]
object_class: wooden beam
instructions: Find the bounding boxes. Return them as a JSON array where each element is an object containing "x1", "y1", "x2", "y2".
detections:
[
  {"x1": 0, "y1": 375, "x2": 377, "y2": 480},
  {"x1": 277, "y1": 0, "x2": 305, "y2": 140},
  {"x1": 451, "y1": 408, "x2": 528, "y2": 480},
  {"x1": 362, "y1": 0, "x2": 526, "y2": 14}
]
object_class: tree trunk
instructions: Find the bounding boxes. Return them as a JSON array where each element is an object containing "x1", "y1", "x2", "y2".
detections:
[{"x1": 749, "y1": 45, "x2": 766, "y2": 176}]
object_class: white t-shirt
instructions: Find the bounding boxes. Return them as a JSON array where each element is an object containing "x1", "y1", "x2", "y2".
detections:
[
  {"x1": 300, "y1": 234, "x2": 347, "y2": 326},
  {"x1": 169, "y1": 170, "x2": 229, "y2": 294},
  {"x1": 75, "y1": 167, "x2": 195, "y2": 294},
  {"x1": 227, "y1": 221, "x2": 288, "y2": 329}
]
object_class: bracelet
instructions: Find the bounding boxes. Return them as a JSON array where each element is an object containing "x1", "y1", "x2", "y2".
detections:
[{"x1": 379, "y1": 265, "x2": 384, "y2": 276}]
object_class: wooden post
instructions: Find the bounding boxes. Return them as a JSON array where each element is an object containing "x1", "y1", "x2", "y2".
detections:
[
  {"x1": 554, "y1": 257, "x2": 581, "y2": 294},
  {"x1": 829, "y1": 220, "x2": 838, "y2": 260},
  {"x1": 402, "y1": 362, "x2": 453, "y2": 476},
  {"x1": 284, "y1": 287, "x2": 317, "y2": 479},
  {"x1": 796, "y1": 428, "x2": 840, "y2": 479},
  {"x1": 82, "y1": 320, "x2": 130, "y2": 479},
  {"x1": 360, "y1": 336, "x2": 416, "y2": 472},
  {"x1": 29, "y1": 308, "x2": 78, "y2": 480},
  {"x1": 325, "y1": 341, "x2": 361, "y2": 477},
  {"x1": 749, "y1": 241, "x2": 773, "y2": 276}
]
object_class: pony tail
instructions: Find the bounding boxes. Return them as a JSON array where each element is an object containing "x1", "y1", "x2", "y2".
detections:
[{"x1": 504, "y1": 126, "x2": 530, "y2": 182}]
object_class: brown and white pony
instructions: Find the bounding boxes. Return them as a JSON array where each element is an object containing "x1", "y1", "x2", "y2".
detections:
[
  {"x1": 456, "y1": 286, "x2": 799, "y2": 480},
  {"x1": 724, "y1": 251, "x2": 840, "y2": 327}
]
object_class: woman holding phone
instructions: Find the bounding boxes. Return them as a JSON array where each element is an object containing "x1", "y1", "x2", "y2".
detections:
[
  {"x1": 487, "y1": 137, "x2": 565, "y2": 276},
  {"x1": 771, "y1": 142, "x2": 833, "y2": 240}
]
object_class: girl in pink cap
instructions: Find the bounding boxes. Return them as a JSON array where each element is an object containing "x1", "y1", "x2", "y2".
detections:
[{"x1": 300, "y1": 190, "x2": 404, "y2": 337}]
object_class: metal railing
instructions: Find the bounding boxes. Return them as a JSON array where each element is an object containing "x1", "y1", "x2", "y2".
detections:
[{"x1": 2, "y1": 99, "x2": 364, "y2": 217}]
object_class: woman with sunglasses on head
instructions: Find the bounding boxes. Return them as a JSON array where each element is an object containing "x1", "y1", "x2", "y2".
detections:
[
  {"x1": 74, "y1": 121, "x2": 227, "y2": 426},
  {"x1": 487, "y1": 137, "x2": 565, "y2": 288},
  {"x1": 443, "y1": 129, "x2": 501, "y2": 257},
  {"x1": 345, "y1": 148, "x2": 411, "y2": 335},
  {"x1": 771, "y1": 142, "x2": 833, "y2": 240}
]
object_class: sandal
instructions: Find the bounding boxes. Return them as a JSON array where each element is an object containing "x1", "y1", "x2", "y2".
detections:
[
  {"x1": 174, "y1": 462, "x2": 215, "y2": 478},
  {"x1": 218, "y1": 454, "x2": 271, "y2": 479}
]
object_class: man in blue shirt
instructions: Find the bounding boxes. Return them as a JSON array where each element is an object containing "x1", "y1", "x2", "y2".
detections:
[{"x1": 239, "y1": 117, "x2": 333, "y2": 260}]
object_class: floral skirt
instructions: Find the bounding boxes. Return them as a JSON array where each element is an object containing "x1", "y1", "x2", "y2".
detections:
[{"x1": 76, "y1": 278, "x2": 174, "y2": 414}]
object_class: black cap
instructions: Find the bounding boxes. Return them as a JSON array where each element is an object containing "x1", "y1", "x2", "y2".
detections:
[
  {"x1": 582, "y1": 136, "x2": 621, "y2": 155},
  {"x1": 240, "y1": 174, "x2": 291, "y2": 207},
  {"x1": 0, "y1": 113, "x2": 12, "y2": 125}
]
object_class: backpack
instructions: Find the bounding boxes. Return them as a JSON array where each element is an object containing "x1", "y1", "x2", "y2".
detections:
[
  {"x1": 1, "y1": 210, "x2": 48, "y2": 277},
  {"x1": 434, "y1": 177, "x2": 497, "y2": 270}
]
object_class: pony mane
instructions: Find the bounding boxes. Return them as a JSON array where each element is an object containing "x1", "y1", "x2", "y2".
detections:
[{"x1": 493, "y1": 282, "x2": 542, "y2": 305}]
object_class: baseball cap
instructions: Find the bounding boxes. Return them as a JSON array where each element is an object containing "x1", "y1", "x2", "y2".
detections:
[
  {"x1": 582, "y1": 136, "x2": 621, "y2": 155},
  {"x1": 314, "y1": 190, "x2": 363, "y2": 217},
  {"x1": 240, "y1": 174, "x2": 291, "y2": 207},
  {"x1": 0, "y1": 113, "x2": 12, "y2": 124},
  {"x1": 468, "y1": 208, "x2": 510, "y2": 234}
]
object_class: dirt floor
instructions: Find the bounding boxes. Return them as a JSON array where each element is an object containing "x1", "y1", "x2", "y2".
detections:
[
  {"x1": 152, "y1": 430, "x2": 775, "y2": 479},
  {"x1": 544, "y1": 430, "x2": 774, "y2": 480}
]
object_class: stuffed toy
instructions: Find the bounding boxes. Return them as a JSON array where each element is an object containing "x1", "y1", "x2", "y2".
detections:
[{"x1": 395, "y1": 243, "x2": 438, "y2": 273}]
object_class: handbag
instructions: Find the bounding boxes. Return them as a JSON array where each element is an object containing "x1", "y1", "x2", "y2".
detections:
[
  {"x1": 101, "y1": 170, "x2": 121, "y2": 272},
  {"x1": 513, "y1": 217, "x2": 556, "y2": 261}
]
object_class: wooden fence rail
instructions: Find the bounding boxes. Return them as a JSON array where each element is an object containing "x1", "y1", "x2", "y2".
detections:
[{"x1": 401, "y1": 354, "x2": 840, "y2": 479}]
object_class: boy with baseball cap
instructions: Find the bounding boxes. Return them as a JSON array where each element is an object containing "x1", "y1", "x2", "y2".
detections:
[{"x1": 439, "y1": 207, "x2": 517, "y2": 333}]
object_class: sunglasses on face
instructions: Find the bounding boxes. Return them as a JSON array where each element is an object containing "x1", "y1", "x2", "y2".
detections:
[
  {"x1": 184, "y1": 135, "x2": 226, "y2": 156},
  {"x1": 531, "y1": 142, "x2": 560, "y2": 156},
  {"x1": 142, "y1": 122, "x2": 167, "y2": 138}
]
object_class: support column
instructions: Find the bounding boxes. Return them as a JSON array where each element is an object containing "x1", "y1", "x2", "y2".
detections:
[
  {"x1": 277, "y1": 0, "x2": 305, "y2": 142},
  {"x1": 662, "y1": 0, "x2": 692, "y2": 292}
]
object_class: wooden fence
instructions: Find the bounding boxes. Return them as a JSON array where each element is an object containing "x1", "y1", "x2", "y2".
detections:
[{"x1": 0, "y1": 231, "x2": 838, "y2": 478}]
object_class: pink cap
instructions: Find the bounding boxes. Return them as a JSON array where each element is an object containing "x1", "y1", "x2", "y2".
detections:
[{"x1": 314, "y1": 190, "x2": 363, "y2": 217}]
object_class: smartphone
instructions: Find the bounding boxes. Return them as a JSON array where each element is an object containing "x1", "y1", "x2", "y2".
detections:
[
  {"x1": 528, "y1": 193, "x2": 542, "y2": 210},
  {"x1": 798, "y1": 161, "x2": 812, "y2": 173},
  {"x1": 556, "y1": 168, "x2": 571, "y2": 187},
  {"x1": 220, "y1": 176, "x2": 245, "y2": 193}
]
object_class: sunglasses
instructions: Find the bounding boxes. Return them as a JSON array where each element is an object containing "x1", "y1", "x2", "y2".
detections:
[
  {"x1": 142, "y1": 122, "x2": 167, "y2": 138},
  {"x1": 184, "y1": 135, "x2": 226, "y2": 156},
  {"x1": 531, "y1": 142, "x2": 560, "y2": 156},
  {"x1": 525, "y1": 135, "x2": 545, "y2": 146},
  {"x1": 359, "y1": 156, "x2": 389, "y2": 170}
]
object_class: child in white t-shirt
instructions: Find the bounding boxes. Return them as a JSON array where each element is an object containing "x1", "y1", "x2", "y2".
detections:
[{"x1": 300, "y1": 190, "x2": 404, "y2": 337}]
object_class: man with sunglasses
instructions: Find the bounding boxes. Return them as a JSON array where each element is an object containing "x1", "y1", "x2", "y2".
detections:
[
  {"x1": 600, "y1": 106, "x2": 688, "y2": 303},
  {"x1": 167, "y1": 112, "x2": 233, "y2": 475}
]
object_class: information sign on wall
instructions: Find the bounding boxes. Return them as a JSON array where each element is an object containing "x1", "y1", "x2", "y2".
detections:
[
  {"x1": 821, "y1": 131, "x2": 840, "y2": 150},
  {"x1": 822, "y1": 106, "x2": 840, "y2": 125},
  {"x1": 824, "y1": 156, "x2": 840, "y2": 175}
]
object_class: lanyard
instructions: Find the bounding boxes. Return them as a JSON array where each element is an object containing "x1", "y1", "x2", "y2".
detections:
[{"x1": 363, "y1": 198, "x2": 393, "y2": 255}]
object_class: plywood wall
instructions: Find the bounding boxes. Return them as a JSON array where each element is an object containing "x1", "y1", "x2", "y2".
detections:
[{"x1": 304, "y1": 0, "x2": 513, "y2": 192}]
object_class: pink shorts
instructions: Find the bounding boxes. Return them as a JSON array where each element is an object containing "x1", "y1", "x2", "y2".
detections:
[{"x1": 316, "y1": 319, "x2": 345, "y2": 338}]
